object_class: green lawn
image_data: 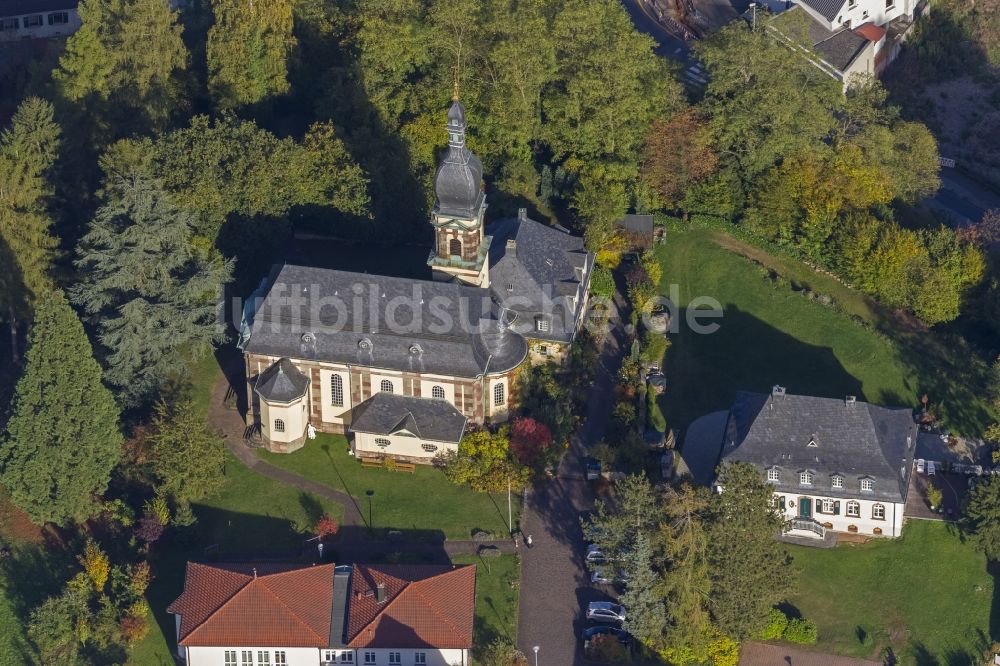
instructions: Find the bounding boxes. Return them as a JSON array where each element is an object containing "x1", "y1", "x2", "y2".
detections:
[
  {"x1": 656, "y1": 227, "x2": 996, "y2": 435},
  {"x1": 129, "y1": 451, "x2": 344, "y2": 664},
  {"x1": 451, "y1": 554, "x2": 520, "y2": 662},
  {"x1": 258, "y1": 434, "x2": 521, "y2": 540},
  {"x1": 788, "y1": 520, "x2": 994, "y2": 663}
]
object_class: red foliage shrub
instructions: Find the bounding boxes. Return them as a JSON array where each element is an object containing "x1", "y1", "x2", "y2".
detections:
[
  {"x1": 315, "y1": 514, "x2": 339, "y2": 540},
  {"x1": 510, "y1": 417, "x2": 554, "y2": 466}
]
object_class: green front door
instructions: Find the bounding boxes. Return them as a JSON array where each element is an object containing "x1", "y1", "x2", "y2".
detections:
[{"x1": 798, "y1": 497, "x2": 812, "y2": 518}]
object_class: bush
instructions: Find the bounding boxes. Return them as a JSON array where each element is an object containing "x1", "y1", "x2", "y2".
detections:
[
  {"x1": 481, "y1": 637, "x2": 528, "y2": 666},
  {"x1": 707, "y1": 633, "x2": 741, "y2": 666},
  {"x1": 639, "y1": 330, "x2": 670, "y2": 366},
  {"x1": 315, "y1": 514, "x2": 340, "y2": 540},
  {"x1": 647, "y1": 388, "x2": 667, "y2": 433},
  {"x1": 926, "y1": 485, "x2": 943, "y2": 509},
  {"x1": 585, "y1": 633, "x2": 630, "y2": 663},
  {"x1": 591, "y1": 263, "x2": 616, "y2": 300},
  {"x1": 782, "y1": 618, "x2": 818, "y2": 644},
  {"x1": 757, "y1": 608, "x2": 788, "y2": 640}
]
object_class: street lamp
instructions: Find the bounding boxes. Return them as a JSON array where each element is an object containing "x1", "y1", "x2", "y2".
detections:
[
  {"x1": 749, "y1": 2, "x2": 757, "y2": 30},
  {"x1": 532, "y1": 645, "x2": 539, "y2": 666},
  {"x1": 365, "y1": 490, "x2": 375, "y2": 530}
]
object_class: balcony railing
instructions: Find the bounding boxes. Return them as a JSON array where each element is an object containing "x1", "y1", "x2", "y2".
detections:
[{"x1": 788, "y1": 517, "x2": 826, "y2": 537}]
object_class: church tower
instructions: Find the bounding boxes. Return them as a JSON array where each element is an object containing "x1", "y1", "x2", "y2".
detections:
[{"x1": 427, "y1": 93, "x2": 490, "y2": 287}]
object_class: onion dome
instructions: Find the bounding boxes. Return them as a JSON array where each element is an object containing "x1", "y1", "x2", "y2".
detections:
[{"x1": 433, "y1": 99, "x2": 485, "y2": 220}]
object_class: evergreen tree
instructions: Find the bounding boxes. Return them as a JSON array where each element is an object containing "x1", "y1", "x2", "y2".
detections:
[
  {"x1": 621, "y1": 530, "x2": 667, "y2": 646},
  {"x1": 0, "y1": 291, "x2": 123, "y2": 526},
  {"x1": 0, "y1": 98, "x2": 61, "y2": 360},
  {"x1": 150, "y1": 398, "x2": 226, "y2": 509},
  {"x1": 72, "y1": 174, "x2": 233, "y2": 407},
  {"x1": 707, "y1": 462, "x2": 794, "y2": 640},
  {"x1": 53, "y1": 0, "x2": 188, "y2": 134},
  {"x1": 207, "y1": 0, "x2": 296, "y2": 109},
  {"x1": 582, "y1": 474, "x2": 660, "y2": 570},
  {"x1": 962, "y1": 475, "x2": 1000, "y2": 560}
]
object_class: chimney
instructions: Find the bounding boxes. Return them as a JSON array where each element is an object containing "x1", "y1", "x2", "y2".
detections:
[
  {"x1": 375, "y1": 582, "x2": 387, "y2": 604},
  {"x1": 252, "y1": 568, "x2": 257, "y2": 579},
  {"x1": 846, "y1": 395, "x2": 856, "y2": 407},
  {"x1": 506, "y1": 238, "x2": 516, "y2": 258},
  {"x1": 771, "y1": 385, "x2": 786, "y2": 398},
  {"x1": 517, "y1": 207, "x2": 527, "y2": 222}
]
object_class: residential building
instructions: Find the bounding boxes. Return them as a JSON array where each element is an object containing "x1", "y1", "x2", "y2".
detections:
[
  {"x1": 717, "y1": 386, "x2": 918, "y2": 538},
  {"x1": 0, "y1": 0, "x2": 81, "y2": 41},
  {"x1": 238, "y1": 96, "x2": 594, "y2": 457},
  {"x1": 168, "y1": 561, "x2": 476, "y2": 666},
  {"x1": 766, "y1": 0, "x2": 929, "y2": 87}
]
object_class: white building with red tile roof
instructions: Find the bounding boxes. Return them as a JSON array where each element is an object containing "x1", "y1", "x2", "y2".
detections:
[{"x1": 168, "y1": 561, "x2": 475, "y2": 666}]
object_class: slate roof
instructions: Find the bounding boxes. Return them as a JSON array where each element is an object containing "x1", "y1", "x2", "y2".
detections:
[
  {"x1": 349, "y1": 392, "x2": 468, "y2": 444},
  {"x1": 487, "y1": 213, "x2": 593, "y2": 343},
  {"x1": 242, "y1": 264, "x2": 527, "y2": 378},
  {"x1": 0, "y1": 0, "x2": 77, "y2": 16},
  {"x1": 254, "y1": 357, "x2": 309, "y2": 403},
  {"x1": 794, "y1": 0, "x2": 844, "y2": 22},
  {"x1": 434, "y1": 101, "x2": 485, "y2": 220},
  {"x1": 719, "y1": 390, "x2": 918, "y2": 502},
  {"x1": 167, "y1": 562, "x2": 335, "y2": 647},
  {"x1": 772, "y1": 6, "x2": 871, "y2": 72},
  {"x1": 344, "y1": 564, "x2": 476, "y2": 649}
]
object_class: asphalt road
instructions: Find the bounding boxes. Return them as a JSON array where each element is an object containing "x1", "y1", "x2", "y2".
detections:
[
  {"x1": 621, "y1": 0, "x2": 692, "y2": 61},
  {"x1": 928, "y1": 168, "x2": 1000, "y2": 227}
]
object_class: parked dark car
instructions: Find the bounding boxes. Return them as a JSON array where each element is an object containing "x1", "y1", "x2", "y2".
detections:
[{"x1": 581, "y1": 625, "x2": 631, "y2": 645}]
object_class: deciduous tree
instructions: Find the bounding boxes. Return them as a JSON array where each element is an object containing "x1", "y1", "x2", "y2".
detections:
[
  {"x1": 642, "y1": 109, "x2": 718, "y2": 209},
  {"x1": 0, "y1": 291, "x2": 122, "y2": 525}
]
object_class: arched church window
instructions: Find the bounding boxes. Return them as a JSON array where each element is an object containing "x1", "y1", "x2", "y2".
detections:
[
  {"x1": 330, "y1": 375, "x2": 343, "y2": 407},
  {"x1": 380, "y1": 380, "x2": 394, "y2": 394},
  {"x1": 431, "y1": 385, "x2": 446, "y2": 399},
  {"x1": 449, "y1": 238, "x2": 462, "y2": 257}
]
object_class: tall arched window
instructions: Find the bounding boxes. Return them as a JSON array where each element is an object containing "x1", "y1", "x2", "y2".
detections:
[
  {"x1": 872, "y1": 503, "x2": 886, "y2": 520},
  {"x1": 330, "y1": 374, "x2": 344, "y2": 407},
  {"x1": 449, "y1": 238, "x2": 462, "y2": 257},
  {"x1": 493, "y1": 382, "x2": 505, "y2": 407},
  {"x1": 380, "y1": 379, "x2": 394, "y2": 394},
  {"x1": 273, "y1": 419, "x2": 285, "y2": 433},
  {"x1": 431, "y1": 385, "x2": 446, "y2": 399}
]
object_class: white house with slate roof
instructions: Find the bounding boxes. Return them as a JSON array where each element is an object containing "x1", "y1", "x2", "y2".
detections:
[
  {"x1": 238, "y1": 93, "x2": 594, "y2": 458},
  {"x1": 718, "y1": 387, "x2": 919, "y2": 538},
  {"x1": 0, "y1": 0, "x2": 81, "y2": 41}
]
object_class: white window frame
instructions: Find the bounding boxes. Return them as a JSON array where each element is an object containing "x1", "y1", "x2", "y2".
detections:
[
  {"x1": 415, "y1": 653, "x2": 427, "y2": 664},
  {"x1": 431, "y1": 385, "x2": 446, "y2": 399},
  {"x1": 375, "y1": 437, "x2": 391, "y2": 448},
  {"x1": 846, "y1": 500, "x2": 860, "y2": 517},
  {"x1": 872, "y1": 503, "x2": 886, "y2": 520},
  {"x1": 23, "y1": 14, "x2": 43, "y2": 27},
  {"x1": 364, "y1": 652, "x2": 376, "y2": 665},
  {"x1": 47, "y1": 11, "x2": 69, "y2": 25},
  {"x1": 340, "y1": 652, "x2": 353, "y2": 663},
  {"x1": 799, "y1": 471, "x2": 813, "y2": 486},
  {"x1": 258, "y1": 651, "x2": 271, "y2": 666},
  {"x1": 494, "y1": 382, "x2": 506, "y2": 407},
  {"x1": 821, "y1": 499, "x2": 835, "y2": 514},
  {"x1": 860, "y1": 478, "x2": 874, "y2": 492},
  {"x1": 242, "y1": 651, "x2": 253, "y2": 666},
  {"x1": 273, "y1": 419, "x2": 285, "y2": 433},
  {"x1": 225, "y1": 651, "x2": 238, "y2": 666},
  {"x1": 767, "y1": 468, "x2": 780, "y2": 482},
  {"x1": 832, "y1": 475, "x2": 844, "y2": 489},
  {"x1": 389, "y1": 653, "x2": 402, "y2": 665},
  {"x1": 323, "y1": 651, "x2": 335, "y2": 663},
  {"x1": 275, "y1": 652, "x2": 287, "y2": 665},
  {"x1": 536, "y1": 317, "x2": 550, "y2": 333}
]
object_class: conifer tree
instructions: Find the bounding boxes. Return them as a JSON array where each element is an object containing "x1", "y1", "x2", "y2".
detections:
[
  {"x1": 0, "y1": 98, "x2": 61, "y2": 360},
  {"x1": 207, "y1": 0, "x2": 296, "y2": 109},
  {"x1": 621, "y1": 530, "x2": 667, "y2": 645},
  {"x1": 0, "y1": 291, "x2": 122, "y2": 526},
  {"x1": 707, "y1": 462, "x2": 794, "y2": 639},
  {"x1": 72, "y1": 174, "x2": 233, "y2": 407}
]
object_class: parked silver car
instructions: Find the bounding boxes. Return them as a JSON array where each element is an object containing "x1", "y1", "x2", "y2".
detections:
[{"x1": 586, "y1": 601, "x2": 626, "y2": 624}]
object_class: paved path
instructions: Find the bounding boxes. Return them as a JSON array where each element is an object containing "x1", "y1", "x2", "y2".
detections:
[
  {"x1": 517, "y1": 315, "x2": 625, "y2": 665},
  {"x1": 207, "y1": 366, "x2": 514, "y2": 561}
]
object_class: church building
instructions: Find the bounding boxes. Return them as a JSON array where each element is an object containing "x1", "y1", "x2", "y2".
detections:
[{"x1": 237, "y1": 96, "x2": 595, "y2": 461}]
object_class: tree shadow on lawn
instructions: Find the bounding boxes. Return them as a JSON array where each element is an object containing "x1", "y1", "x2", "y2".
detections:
[{"x1": 666, "y1": 306, "x2": 866, "y2": 434}]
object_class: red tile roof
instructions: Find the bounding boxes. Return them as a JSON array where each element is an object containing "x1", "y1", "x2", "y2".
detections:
[
  {"x1": 167, "y1": 562, "x2": 335, "y2": 647},
  {"x1": 854, "y1": 22, "x2": 887, "y2": 42},
  {"x1": 346, "y1": 564, "x2": 476, "y2": 649}
]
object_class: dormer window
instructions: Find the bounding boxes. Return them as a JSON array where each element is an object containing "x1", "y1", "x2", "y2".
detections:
[
  {"x1": 536, "y1": 317, "x2": 550, "y2": 333},
  {"x1": 832, "y1": 475, "x2": 844, "y2": 489},
  {"x1": 800, "y1": 471, "x2": 814, "y2": 486},
  {"x1": 848, "y1": 0, "x2": 856, "y2": 8},
  {"x1": 860, "y1": 478, "x2": 874, "y2": 492},
  {"x1": 767, "y1": 468, "x2": 780, "y2": 483}
]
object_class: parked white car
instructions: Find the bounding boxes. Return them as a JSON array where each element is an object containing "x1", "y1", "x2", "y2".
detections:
[
  {"x1": 586, "y1": 601, "x2": 626, "y2": 624},
  {"x1": 916, "y1": 459, "x2": 926, "y2": 474},
  {"x1": 927, "y1": 460, "x2": 936, "y2": 476}
]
